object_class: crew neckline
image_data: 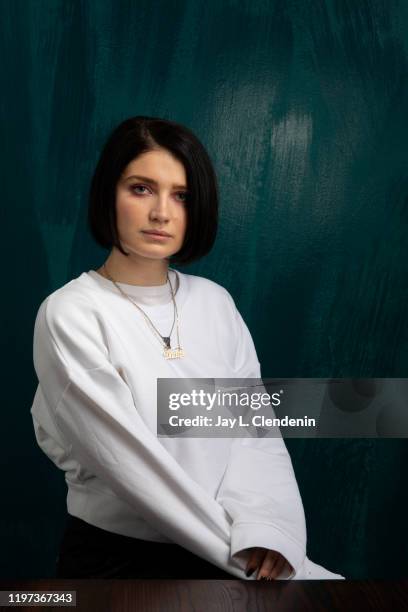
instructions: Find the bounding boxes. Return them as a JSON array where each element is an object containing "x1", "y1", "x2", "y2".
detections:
[{"x1": 83, "y1": 267, "x2": 187, "y2": 310}]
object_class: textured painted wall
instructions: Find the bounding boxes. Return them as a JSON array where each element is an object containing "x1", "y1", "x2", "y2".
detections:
[{"x1": 1, "y1": 0, "x2": 407, "y2": 578}]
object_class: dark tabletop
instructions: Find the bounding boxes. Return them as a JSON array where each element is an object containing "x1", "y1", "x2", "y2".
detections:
[{"x1": 0, "y1": 579, "x2": 406, "y2": 611}]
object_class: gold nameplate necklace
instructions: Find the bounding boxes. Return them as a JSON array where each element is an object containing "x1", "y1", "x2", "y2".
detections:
[{"x1": 102, "y1": 263, "x2": 185, "y2": 359}]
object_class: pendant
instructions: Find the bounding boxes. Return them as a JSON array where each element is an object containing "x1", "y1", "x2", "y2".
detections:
[{"x1": 163, "y1": 346, "x2": 185, "y2": 359}]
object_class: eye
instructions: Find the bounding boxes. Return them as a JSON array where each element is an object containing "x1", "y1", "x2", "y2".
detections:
[
  {"x1": 130, "y1": 184, "x2": 151, "y2": 195},
  {"x1": 176, "y1": 191, "x2": 189, "y2": 203}
]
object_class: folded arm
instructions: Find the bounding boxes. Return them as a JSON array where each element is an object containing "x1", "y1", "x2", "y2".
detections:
[{"x1": 214, "y1": 295, "x2": 307, "y2": 578}]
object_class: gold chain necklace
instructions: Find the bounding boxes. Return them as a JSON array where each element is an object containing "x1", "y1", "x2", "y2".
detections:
[{"x1": 102, "y1": 263, "x2": 185, "y2": 359}]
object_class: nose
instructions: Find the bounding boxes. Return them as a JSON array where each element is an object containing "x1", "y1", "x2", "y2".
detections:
[{"x1": 149, "y1": 193, "x2": 170, "y2": 224}]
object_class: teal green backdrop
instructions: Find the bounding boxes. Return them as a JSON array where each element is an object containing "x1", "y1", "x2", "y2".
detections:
[{"x1": 2, "y1": 0, "x2": 407, "y2": 579}]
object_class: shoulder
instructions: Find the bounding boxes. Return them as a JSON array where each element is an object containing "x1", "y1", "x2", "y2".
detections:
[
  {"x1": 179, "y1": 271, "x2": 236, "y2": 308},
  {"x1": 33, "y1": 274, "x2": 109, "y2": 371},
  {"x1": 35, "y1": 274, "x2": 100, "y2": 337}
]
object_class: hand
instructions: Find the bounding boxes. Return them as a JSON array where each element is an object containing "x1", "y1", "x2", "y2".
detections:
[{"x1": 245, "y1": 547, "x2": 293, "y2": 580}]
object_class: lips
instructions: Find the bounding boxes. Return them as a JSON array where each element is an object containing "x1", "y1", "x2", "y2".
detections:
[{"x1": 142, "y1": 230, "x2": 172, "y2": 237}]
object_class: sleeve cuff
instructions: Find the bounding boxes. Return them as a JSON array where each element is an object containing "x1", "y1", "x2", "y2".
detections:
[{"x1": 229, "y1": 521, "x2": 306, "y2": 579}]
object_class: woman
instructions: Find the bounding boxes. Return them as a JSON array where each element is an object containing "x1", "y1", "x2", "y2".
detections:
[{"x1": 31, "y1": 116, "x2": 344, "y2": 580}]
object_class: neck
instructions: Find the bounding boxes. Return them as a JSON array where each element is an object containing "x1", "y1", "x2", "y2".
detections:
[{"x1": 98, "y1": 248, "x2": 170, "y2": 286}]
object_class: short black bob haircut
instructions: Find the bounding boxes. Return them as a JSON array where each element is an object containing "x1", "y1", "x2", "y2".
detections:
[{"x1": 88, "y1": 116, "x2": 219, "y2": 266}]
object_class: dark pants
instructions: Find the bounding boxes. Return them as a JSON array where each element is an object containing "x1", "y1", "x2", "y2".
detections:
[{"x1": 55, "y1": 514, "x2": 234, "y2": 579}]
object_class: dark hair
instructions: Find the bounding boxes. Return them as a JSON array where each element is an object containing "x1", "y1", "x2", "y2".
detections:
[{"x1": 87, "y1": 116, "x2": 219, "y2": 265}]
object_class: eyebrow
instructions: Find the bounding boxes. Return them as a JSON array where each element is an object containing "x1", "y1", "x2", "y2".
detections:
[{"x1": 123, "y1": 174, "x2": 188, "y2": 190}]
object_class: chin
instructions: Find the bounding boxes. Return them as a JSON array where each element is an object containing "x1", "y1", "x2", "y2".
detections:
[{"x1": 121, "y1": 242, "x2": 177, "y2": 261}]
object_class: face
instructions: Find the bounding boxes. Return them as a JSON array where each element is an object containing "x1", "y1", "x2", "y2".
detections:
[{"x1": 115, "y1": 148, "x2": 188, "y2": 262}]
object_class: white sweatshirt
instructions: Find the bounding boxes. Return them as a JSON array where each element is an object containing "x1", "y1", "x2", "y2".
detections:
[{"x1": 30, "y1": 268, "x2": 344, "y2": 580}]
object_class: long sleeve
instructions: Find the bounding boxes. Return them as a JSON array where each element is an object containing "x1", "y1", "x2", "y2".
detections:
[
  {"x1": 214, "y1": 295, "x2": 307, "y2": 578},
  {"x1": 32, "y1": 292, "x2": 252, "y2": 579}
]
